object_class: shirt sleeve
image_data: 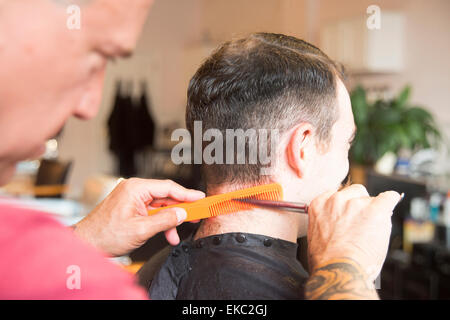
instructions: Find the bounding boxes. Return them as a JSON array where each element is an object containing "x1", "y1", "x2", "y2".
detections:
[{"x1": 0, "y1": 204, "x2": 148, "y2": 300}]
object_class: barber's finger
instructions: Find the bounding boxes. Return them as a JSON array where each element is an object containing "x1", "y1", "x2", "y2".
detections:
[
  {"x1": 122, "y1": 178, "x2": 205, "y2": 203},
  {"x1": 370, "y1": 191, "x2": 401, "y2": 217},
  {"x1": 164, "y1": 227, "x2": 181, "y2": 246},
  {"x1": 336, "y1": 184, "x2": 370, "y2": 199},
  {"x1": 144, "y1": 179, "x2": 205, "y2": 202},
  {"x1": 137, "y1": 207, "x2": 187, "y2": 241},
  {"x1": 164, "y1": 220, "x2": 200, "y2": 246},
  {"x1": 308, "y1": 190, "x2": 336, "y2": 215},
  {"x1": 148, "y1": 199, "x2": 201, "y2": 224}
]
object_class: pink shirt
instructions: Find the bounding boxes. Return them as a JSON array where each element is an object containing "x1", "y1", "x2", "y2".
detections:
[{"x1": 0, "y1": 203, "x2": 148, "y2": 299}]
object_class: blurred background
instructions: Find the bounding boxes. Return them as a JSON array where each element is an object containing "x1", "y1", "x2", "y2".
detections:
[{"x1": 1, "y1": 0, "x2": 449, "y2": 299}]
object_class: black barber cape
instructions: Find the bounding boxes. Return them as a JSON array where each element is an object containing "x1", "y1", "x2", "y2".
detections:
[{"x1": 149, "y1": 232, "x2": 309, "y2": 300}]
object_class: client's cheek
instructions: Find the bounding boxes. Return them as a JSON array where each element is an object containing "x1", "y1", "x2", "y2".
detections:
[{"x1": 326, "y1": 157, "x2": 347, "y2": 191}]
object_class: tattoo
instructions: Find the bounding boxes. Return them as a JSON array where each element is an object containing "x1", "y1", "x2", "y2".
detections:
[{"x1": 304, "y1": 258, "x2": 379, "y2": 300}]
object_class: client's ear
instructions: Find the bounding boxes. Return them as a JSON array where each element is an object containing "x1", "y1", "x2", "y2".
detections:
[{"x1": 286, "y1": 123, "x2": 315, "y2": 178}]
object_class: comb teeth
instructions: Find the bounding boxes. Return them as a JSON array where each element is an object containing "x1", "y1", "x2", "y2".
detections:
[{"x1": 208, "y1": 188, "x2": 282, "y2": 217}]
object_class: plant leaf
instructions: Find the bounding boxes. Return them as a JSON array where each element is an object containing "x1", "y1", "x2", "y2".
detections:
[
  {"x1": 394, "y1": 85, "x2": 411, "y2": 109},
  {"x1": 350, "y1": 86, "x2": 368, "y2": 126},
  {"x1": 348, "y1": 85, "x2": 442, "y2": 165}
]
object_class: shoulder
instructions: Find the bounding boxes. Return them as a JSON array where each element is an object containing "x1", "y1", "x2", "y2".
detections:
[{"x1": 176, "y1": 234, "x2": 306, "y2": 299}]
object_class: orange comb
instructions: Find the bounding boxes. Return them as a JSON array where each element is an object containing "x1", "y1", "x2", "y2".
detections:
[{"x1": 148, "y1": 183, "x2": 283, "y2": 222}]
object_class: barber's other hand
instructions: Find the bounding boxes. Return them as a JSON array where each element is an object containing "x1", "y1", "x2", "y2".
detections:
[
  {"x1": 307, "y1": 184, "x2": 401, "y2": 281},
  {"x1": 73, "y1": 178, "x2": 205, "y2": 256}
]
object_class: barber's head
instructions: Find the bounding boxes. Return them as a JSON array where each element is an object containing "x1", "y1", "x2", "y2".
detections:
[
  {"x1": 0, "y1": 0, "x2": 153, "y2": 184},
  {"x1": 186, "y1": 33, "x2": 356, "y2": 203}
]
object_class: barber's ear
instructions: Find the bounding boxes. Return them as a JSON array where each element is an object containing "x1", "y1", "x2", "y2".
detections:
[{"x1": 286, "y1": 123, "x2": 315, "y2": 178}]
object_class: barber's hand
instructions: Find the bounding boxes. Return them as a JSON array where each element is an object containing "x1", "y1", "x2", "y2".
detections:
[
  {"x1": 307, "y1": 184, "x2": 401, "y2": 281},
  {"x1": 73, "y1": 178, "x2": 205, "y2": 256}
]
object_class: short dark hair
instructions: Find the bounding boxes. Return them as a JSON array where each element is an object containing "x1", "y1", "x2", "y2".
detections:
[{"x1": 186, "y1": 32, "x2": 344, "y2": 187}]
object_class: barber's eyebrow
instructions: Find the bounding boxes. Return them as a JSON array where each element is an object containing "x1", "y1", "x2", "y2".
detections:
[{"x1": 97, "y1": 44, "x2": 134, "y2": 62}]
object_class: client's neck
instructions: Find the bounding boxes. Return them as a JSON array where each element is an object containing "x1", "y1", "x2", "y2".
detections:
[{"x1": 194, "y1": 185, "x2": 301, "y2": 243}]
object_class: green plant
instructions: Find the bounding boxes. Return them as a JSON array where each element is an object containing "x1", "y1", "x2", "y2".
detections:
[{"x1": 350, "y1": 85, "x2": 441, "y2": 165}]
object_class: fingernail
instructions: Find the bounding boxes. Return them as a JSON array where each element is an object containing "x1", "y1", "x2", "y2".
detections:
[
  {"x1": 190, "y1": 189, "x2": 206, "y2": 197},
  {"x1": 175, "y1": 208, "x2": 187, "y2": 224}
]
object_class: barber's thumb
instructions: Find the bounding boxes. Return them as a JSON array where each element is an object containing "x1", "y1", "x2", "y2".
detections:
[
  {"x1": 142, "y1": 207, "x2": 187, "y2": 237},
  {"x1": 372, "y1": 191, "x2": 401, "y2": 215}
]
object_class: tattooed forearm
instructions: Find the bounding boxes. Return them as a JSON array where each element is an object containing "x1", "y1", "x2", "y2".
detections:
[{"x1": 305, "y1": 258, "x2": 379, "y2": 300}]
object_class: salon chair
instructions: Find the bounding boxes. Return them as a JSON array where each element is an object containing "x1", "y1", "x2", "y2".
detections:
[{"x1": 34, "y1": 159, "x2": 72, "y2": 198}]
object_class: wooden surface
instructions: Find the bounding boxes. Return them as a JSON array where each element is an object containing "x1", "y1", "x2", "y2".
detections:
[{"x1": 1, "y1": 175, "x2": 68, "y2": 197}]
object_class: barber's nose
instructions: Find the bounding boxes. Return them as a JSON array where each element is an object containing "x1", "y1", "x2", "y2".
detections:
[
  {"x1": 74, "y1": 69, "x2": 105, "y2": 120},
  {"x1": 74, "y1": 97, "x2": 101, "y2": 120}
]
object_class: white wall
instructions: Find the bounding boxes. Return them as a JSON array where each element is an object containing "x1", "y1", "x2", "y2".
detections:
[{"x1": 316, "y1": 0, "x2": 450, "y2": 143}]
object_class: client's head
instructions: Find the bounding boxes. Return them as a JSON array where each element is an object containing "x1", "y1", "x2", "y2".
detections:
[{"x1": 186, "y1": 33, "x2": 356, "y2": 206}]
